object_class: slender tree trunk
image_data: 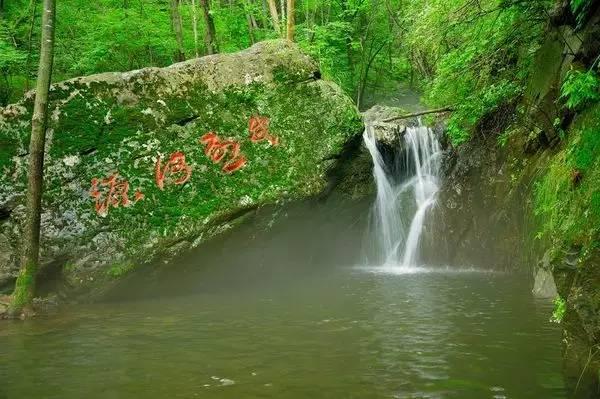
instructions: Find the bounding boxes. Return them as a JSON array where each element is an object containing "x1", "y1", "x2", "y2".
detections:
[
  {"x1": 357, "y1": 40, "x2": 387, "y2": 109},
  {"x1": 244, "y1": 0, "x2": 256, "y2": 45},
  {"x1": 307, "y1": 5, "x2": 315, "y2": 43},
  {"x1": 340, "y1": 0, "x2": 354, "y2": 81},
  {"x1": 266, "y1": 0, "x2": 280, "y2": 35},
  {"x1": 286, "y1": 0, "x2": 294, "y2": 41},
  {"x1": 304, "y1": 0, "x2": 308, "y2": 25},
  {"x1": 8, "y1": 0, "x2": 56, "y2": 318},
  {"x1": 199, "y1": 0, "x2": 218, "y2": 54},
  {"x1": 258, "y1": 0, "x2": 270, "y2": 29},
  {"x1": 246, "y1": 14, "x2": 256, "y2": 44},
  {"x1": 280, "y1": 0, "x2": 284, "y2": 26},
  {"x1": 250, "y1": 14, "x2": 258, "y2": 29},
  {"x1": 190, "y1": 0, "x2": 200, "y2": 57},
  {"x1": 170, "y1": 0, "x2": 186, "y2": 61}
]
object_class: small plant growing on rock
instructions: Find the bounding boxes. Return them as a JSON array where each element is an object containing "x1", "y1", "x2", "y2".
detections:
[
  {"x1": 551, "y1": 296, "x2": 566, "y2": 323},
  {"x1": 560, "y1": 69, "x2": 600, "y2": 110},
  {"x1": 106, "y1": 262, "x2": 136, "y2": 279}
]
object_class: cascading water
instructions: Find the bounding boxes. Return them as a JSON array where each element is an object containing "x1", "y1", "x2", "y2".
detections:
[{"x1": 363, "y1": 120, "x2": 442, "y2": 269}]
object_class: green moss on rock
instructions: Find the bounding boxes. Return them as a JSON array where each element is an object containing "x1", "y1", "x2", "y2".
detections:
[{"x1": 0, "y1": 40, "x2": 363, "y2": 295}]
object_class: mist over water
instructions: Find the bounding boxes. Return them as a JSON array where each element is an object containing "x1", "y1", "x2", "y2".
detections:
[
  {"x1": 0, "y1": 197, "x2": 566, "y2": 399},
  {"x1": 363, "y1": 121, "x2": 443, "y2": 269}
]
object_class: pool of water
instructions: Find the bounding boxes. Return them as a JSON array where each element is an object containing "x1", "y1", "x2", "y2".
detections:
[{"x1": 0, "y1": 198, "x2": 566, "y2": 398}]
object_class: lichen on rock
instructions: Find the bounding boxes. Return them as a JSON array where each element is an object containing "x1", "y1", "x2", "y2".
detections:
[{"x1": 0, "y1": 40, "x2": 363, "y2": 296}]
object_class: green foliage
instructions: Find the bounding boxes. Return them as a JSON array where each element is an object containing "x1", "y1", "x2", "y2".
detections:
[
  {"x1": 296, "y1": 0, "x2": 410, "y2": 107},
  {"x1": 0, "y1": 0, "x2": 264, "y2": 104},
  {"x1": 0, "y1": 21, "x2": 28, "y2": 104},
  {"x1": 411, "y1": 0, "x2": 550, "y2": 145},
  {"x1": 534, "y1": 104, "x2": 600, "y2": 249},
  {"x1": 551, "y1": 296, "x2": 566, "y2": 323},
  {"x1": 560, "y1": 68, "x2": 600, "y2": 110},
  {"x1": 0, "y1": 0, "x2": 414, "y2": 109},
  {"x1": 497, "y1": 127, "x2": 516, "y2": 147},
  {"x1": 441, "y1": 80, "x2": 521, "y2": 145}
]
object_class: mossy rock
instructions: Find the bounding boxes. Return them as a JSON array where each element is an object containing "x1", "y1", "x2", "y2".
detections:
[{"x1": 0, "y1": 40, "x2": 363, "y2": 295}]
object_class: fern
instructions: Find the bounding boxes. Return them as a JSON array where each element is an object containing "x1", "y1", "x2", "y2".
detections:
[{"x1": 560, "y1": 69, "x2": 600, "y2": 110}]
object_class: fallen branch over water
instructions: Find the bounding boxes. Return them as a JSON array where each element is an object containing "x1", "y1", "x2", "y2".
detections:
[{"x1": 382, "y1": 107, "x2": 453, "y2": 122}]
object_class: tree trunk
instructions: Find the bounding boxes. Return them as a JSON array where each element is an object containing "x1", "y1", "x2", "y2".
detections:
[
  {"x1": 200, "y1": 0, "x2": 218, "y2": 54},
  {"x1": 382, "y1": 107, "x2": 454, "y2": 122},
  {"x1": 357, "y1": 40, "x2": 387, "y2": 109},
  {"x1": 286, "y1": 0, "x2": 294, "y2": 41},
  {"x1": 244, "y1": 0, "x2": 256, "y2": 45},
  {"x1": 280, "y1": 0, "x2": 284, "y2": 26},
  {"x1": 258, "y1": 0, "x2": 270, "y2": 29},
  {"x1": 8, "y1": 0, "x2": 56, "y2": 318},
  {"x1": 190, "y1": 0, "x2": 200, "y2": 57},
  {"x1": 170, "y1": 0, "x2": 186, "y2": 62},
  {"x1": 340, "y1": 0, "x2": 354, "y2": 82},
  {"x1": 266, "y1": 0, "x2": 280, "y2": 35}
]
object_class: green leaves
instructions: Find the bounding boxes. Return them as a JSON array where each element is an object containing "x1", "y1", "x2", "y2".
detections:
[
  {"x1": 0, "y1": 40, "x2": 26, "y2": 71},
  {"x1": 571, "y1": 0, "x2": 594, "y2": 27},
  {"x1": 551, "y1": 296, "x2": 566, "y2": 323},
  {"x1": 414, "y1": 0, "x2": 544, "y2": 145},
  {"x1": 560, "y1": 68, "x2": 600, "y2": 110}
]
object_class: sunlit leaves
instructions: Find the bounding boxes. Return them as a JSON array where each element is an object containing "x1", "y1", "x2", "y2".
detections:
[
  {"x1": 409, "y1": 0, "x2": 550, "y2": 144},
  {"x1": 560, "y1": 68, "x2": 600, "y2": 110}
]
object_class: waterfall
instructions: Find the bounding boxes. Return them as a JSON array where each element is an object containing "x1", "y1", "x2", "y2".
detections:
[{"x1": 363, "y1": 120, "x2": 442, "y2": 269}]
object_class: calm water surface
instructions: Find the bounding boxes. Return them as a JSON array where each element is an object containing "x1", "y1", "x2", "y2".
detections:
[{"x1": 0, "y1": 199, "x2": 565, "y2": 398}]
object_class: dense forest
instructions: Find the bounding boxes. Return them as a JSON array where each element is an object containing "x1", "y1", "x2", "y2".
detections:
[{"x1": 2, "y1": 0, "x2": 596, "y2": 144}]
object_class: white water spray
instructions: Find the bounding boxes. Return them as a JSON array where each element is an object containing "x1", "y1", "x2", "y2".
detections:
[{"x1": 363, "y1": 120, "x2": 442, "y2": 268}]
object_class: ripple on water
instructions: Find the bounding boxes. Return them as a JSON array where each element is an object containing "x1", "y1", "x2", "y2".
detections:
[{"x1": 353, "y1": 263, "x2": 502, "y2": 275}]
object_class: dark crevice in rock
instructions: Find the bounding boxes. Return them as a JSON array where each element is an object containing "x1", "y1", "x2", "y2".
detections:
[
  {"x1": 36, "y1": 257, "x2": 69, "y2": 297},
  {"x1": 294, "y1": 70, "x2": 323, "y2": 85},
  {"x1": 174, "y1": 114, "x2": 200, "y2": 126},
  {"x1": 319, "y1": 132, "x2": 370, "y2": 200},
  {"x1": 80, "y1": 147, "x2": 97, "y2": 156},
  {"x1": 0, "y1": 206, "x2": 11, "y2": 221},
  {"x1": 0, "y1": 278, "x2": 16, "y2": 295},
  {"x1": 210, "y1": 204, "x2": 259, "y2": 226}
]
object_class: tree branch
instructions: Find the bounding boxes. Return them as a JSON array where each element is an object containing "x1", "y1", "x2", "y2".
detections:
[{"x1": 382, "y1": 107, "x2": 453, "y2": 122}]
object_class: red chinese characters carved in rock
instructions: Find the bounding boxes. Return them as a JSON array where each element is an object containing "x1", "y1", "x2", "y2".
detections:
[
  {"x1": 248, "y1": 115, "x2": 279, "y2": 146},
  {"x1": 90, "y1": 173, "x2": 143, "y2": 217},
  {"x1": 200, "y1": 132, "x2": 247, "y2": 173},
  {"x1": 155, "y1": 151, "x2": 192, "y2": 190}
]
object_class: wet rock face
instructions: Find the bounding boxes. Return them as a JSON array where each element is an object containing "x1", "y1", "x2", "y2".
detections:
[
  {"x1": 533, "y1": 268, "x2": 558, "y2": 299},
  {"x1": 362, "y1": 105, "x2": 408, "y2": 148},
  {"x1": 0, "y1": 40, "x2": 363, "y2": 295},
  {"x1": 419, "y1": 126, "x2": 535, "y2": 271}
]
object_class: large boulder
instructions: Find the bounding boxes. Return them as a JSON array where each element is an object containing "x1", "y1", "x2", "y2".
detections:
[{"x1": 0, "y1": 40, "x2": 362, "y2": 295}]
